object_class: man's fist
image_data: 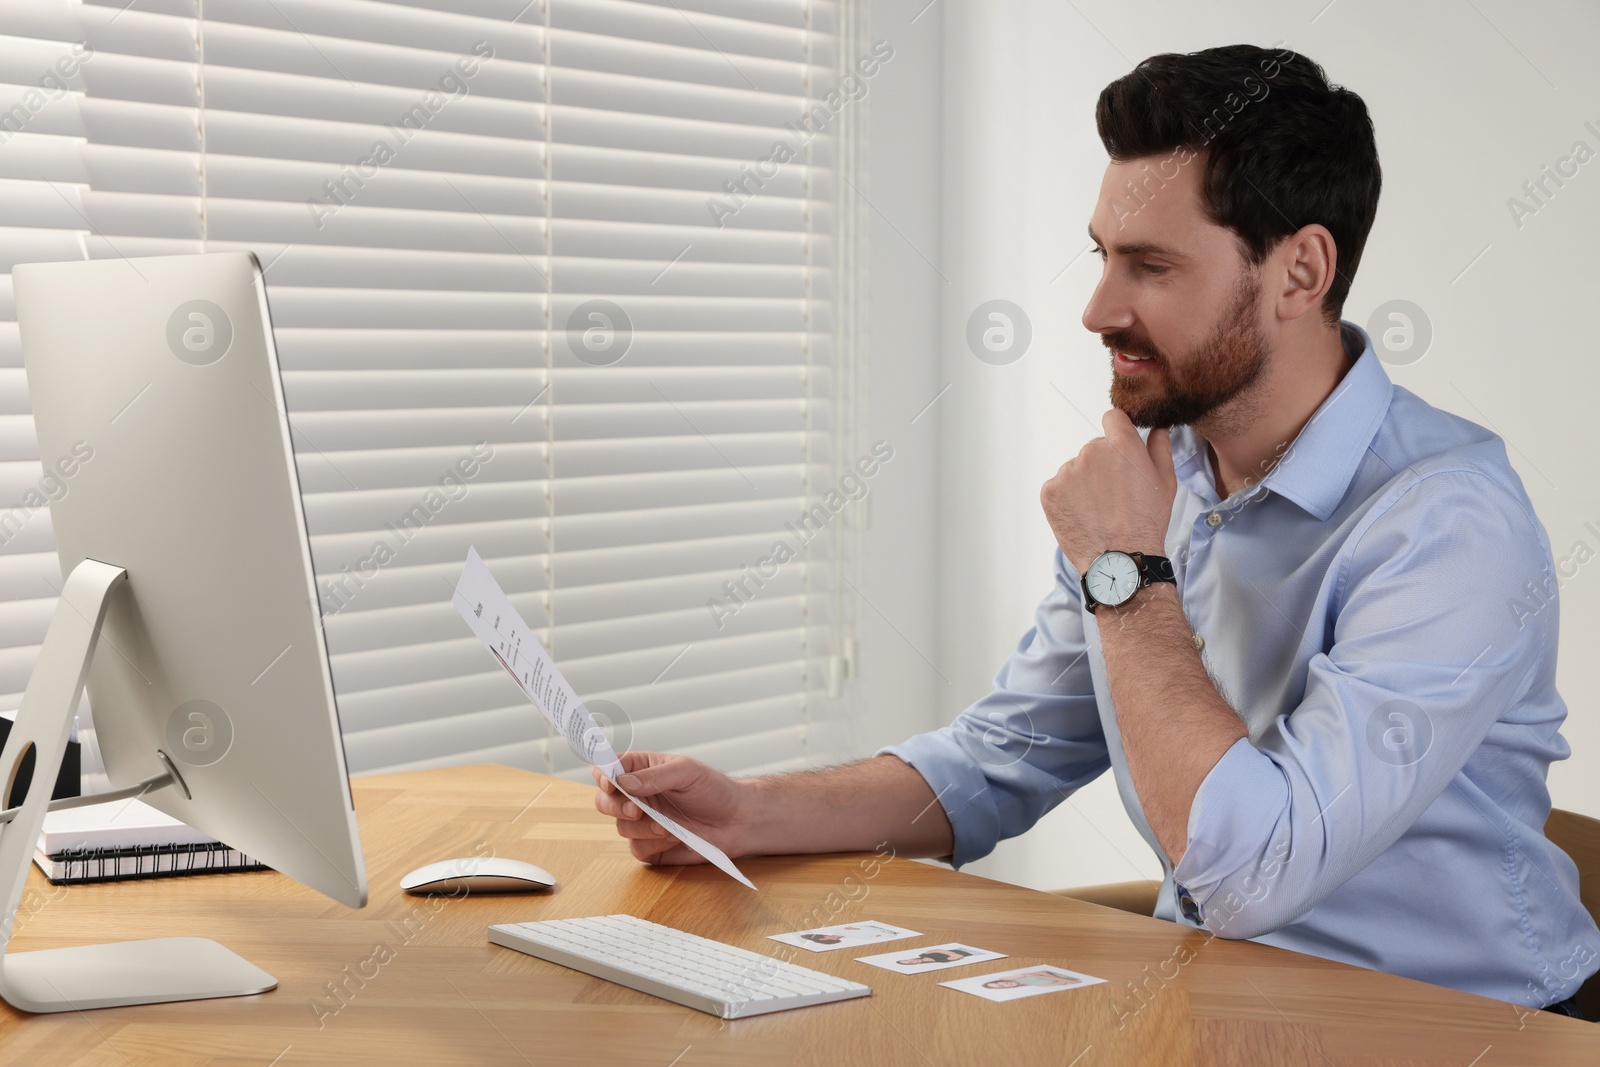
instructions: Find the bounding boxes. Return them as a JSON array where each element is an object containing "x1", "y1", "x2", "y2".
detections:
[
  {"x1": 592, "y1": 751, "x2": 749, "y2": 864},
  {"x1": 1040, "y1": 410, "x2": 1177, "y2": 575}
]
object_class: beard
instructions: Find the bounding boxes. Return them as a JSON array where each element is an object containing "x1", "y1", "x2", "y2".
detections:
[{"x1": 1107, "y1": 270, "x2": 1269, "y2": 430}]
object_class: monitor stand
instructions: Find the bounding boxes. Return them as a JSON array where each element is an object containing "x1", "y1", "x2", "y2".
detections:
[{"x1": 0, "y1": 559, "x2": 277, "y2": 1012}]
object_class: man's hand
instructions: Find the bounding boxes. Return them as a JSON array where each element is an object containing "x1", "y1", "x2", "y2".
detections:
[
  {"x1": 592, "y1": 753, "x2": 956, "y2": 866},
  {"x1": 1041, "y1": 410, "x2": 1178, "y2": 574},
  {"x1": 1042, "y1": 414, "x2": 1245, "y2": 865},
  {"x1": 592, "y1": 751, "x2": 748, "y2": 865}
]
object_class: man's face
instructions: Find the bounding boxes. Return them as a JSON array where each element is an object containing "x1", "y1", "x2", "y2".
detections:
[{"x1": 1083, "y1": 152, "x2": 1272, "y2": 429}]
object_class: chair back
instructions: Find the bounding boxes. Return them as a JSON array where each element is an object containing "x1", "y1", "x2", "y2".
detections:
[{"x1": 1545, "y1": 807, "x2": 1600, "y2": 1020}]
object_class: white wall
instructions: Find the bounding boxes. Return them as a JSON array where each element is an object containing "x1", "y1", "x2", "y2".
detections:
[
  {"x1": 865, "y1": 0, "x2": 1600, "y2": 892},
  {"x1": 853, "y1": 0, "x2": 944, "y2": 756}
]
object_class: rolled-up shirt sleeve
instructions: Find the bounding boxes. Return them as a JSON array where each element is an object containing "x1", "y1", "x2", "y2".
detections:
[
  {"x1": 878, "y1": 548, "x2": 1111, "y2": 868},
  {"x1": 1173, "y1": 469, "x2": 1555, "y2": 938}
]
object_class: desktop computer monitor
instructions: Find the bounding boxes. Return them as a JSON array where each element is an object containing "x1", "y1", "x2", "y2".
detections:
[{"x1": 0, "y1": 251, "x2": 367, "y2": 1012}]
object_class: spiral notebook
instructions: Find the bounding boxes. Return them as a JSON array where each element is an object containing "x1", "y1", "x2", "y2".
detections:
[{"x1": 32, "y1": 798, "x2": 268, "y2": 886}]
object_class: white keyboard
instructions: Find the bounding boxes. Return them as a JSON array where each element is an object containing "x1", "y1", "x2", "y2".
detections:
[{"x1": 488, "y1": 914, "x2": 872, "y2": 1019}]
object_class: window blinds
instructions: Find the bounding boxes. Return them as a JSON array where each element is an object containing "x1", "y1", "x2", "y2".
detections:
[{"x1": 0, "y1": 0, "x2": 862, "y2": 781}]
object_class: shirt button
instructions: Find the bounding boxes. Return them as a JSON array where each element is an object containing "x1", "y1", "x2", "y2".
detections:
[
  {"x1": 1192, "y1": 633, "x2": 1205, "y2": 650},
  {"x1": 1206, "y1": 511, "x2": 1222, "y2": 527}
]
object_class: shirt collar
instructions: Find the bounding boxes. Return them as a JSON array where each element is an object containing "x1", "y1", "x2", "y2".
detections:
[{"x1": 1170, "y1": 320, "x2": 1394, "y2": 520}]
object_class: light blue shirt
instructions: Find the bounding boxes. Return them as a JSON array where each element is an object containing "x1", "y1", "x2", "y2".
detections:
[{"x1": 883, "y1": 320, "x2": 1600, "y2": 1008}]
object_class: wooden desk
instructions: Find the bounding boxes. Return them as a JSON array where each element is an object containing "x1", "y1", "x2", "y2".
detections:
[{"x1": 1, "y1": 764, "x2": 1596, "y2": 1065}]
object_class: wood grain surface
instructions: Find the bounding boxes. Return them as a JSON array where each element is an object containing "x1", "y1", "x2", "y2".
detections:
[{"x1": 1, "y1": 764, "x2": 1595, "y2": 1066}]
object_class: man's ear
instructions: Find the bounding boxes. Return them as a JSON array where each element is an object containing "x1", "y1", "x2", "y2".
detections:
[{"x1": 1274, "y1": 223, "x2": 1337, "y2": 321}]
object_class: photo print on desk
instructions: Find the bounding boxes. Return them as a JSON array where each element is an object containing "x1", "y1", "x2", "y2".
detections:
[
  {"x1": 855, "y1": 942, "x2": 1007, "y2": 974},
  {"x1": 768, "y1": 920, "x2": 921, "y2": 953},
  {"x1": 940, "y1": 964, "x2": 1106, "y2": 1003}
]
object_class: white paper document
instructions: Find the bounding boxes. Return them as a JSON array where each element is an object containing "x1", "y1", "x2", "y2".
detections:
[{"x1": 453, "y1": 547, "x2": 755, "y2": 890}]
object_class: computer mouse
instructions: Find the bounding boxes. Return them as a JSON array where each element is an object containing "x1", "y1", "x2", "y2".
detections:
[{"x1": 400, "y1": 857, "x2": 557, "y2": 895}]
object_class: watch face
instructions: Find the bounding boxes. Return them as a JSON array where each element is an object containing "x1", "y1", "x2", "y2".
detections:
[{"x1": 1086, "y1": 552, "x2": 1140, "y2": 607}]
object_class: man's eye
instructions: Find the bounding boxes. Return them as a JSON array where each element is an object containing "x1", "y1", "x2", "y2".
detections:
[{"x1": 1093, "y1": 249, "x2": 1165, "y2": 275}]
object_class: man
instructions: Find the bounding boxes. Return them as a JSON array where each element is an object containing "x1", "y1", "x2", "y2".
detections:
[
  {"x1": 798, "y1": 924, "x2": 900, "y2": 946},
  {"x1": 592, "y1": 44, "x2": 1600, "y2": 1017},
  {"x1": 899, "y1": 948, "x2": 979, "y2": 967},
  {"x1": 983, "y1": 972, "x2": 1084, "y2": 991}
]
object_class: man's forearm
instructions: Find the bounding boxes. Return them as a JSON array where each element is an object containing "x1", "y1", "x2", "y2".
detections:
[
  {"x1": 738, "y1": 755, "x2": 955, "y2": 859},
  {"x1": 1097, "y1": 583, "x2": 1246, "y2": 864}
]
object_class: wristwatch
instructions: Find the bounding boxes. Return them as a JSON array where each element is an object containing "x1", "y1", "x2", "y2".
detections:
[{"x1": 1080, "y1": 550, "x2": 1176, "y2": 614}]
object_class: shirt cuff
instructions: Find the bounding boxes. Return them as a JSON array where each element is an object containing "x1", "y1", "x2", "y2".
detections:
[
  {"x1": 877, "y1": 732, "x2": 1001, "y2": 869},
  {"x1": 1170, "y1": 736, "x2": 1289, "y2": 931}
]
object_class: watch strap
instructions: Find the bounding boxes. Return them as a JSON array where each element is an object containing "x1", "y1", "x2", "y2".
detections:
[
  {"x1": 1132, "y1": 552, "x2": 1176, "y2": 585},
  {"x1": 1080, "y1": 571, "x2": 1100, "y2": 613}
]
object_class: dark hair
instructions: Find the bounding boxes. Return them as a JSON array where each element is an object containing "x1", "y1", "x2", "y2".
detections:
[{"x1": 1095, "y1": 43, "x2": 1381, "y2": 329}]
